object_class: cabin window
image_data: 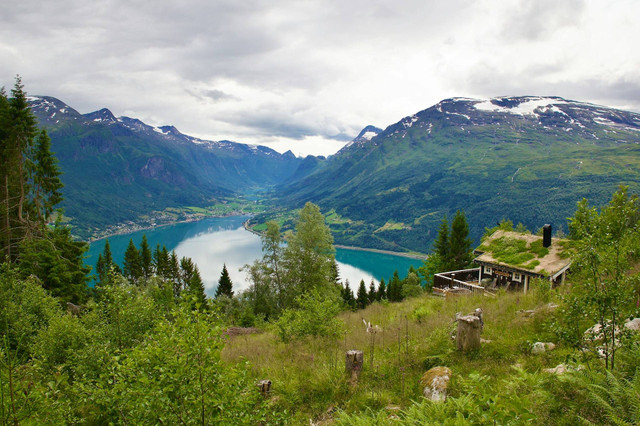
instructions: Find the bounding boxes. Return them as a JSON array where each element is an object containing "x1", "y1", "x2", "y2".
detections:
[
  {"x1": 513, "y1": 273, "x2": 521, "y2": 282},
  {"x1": 485, "y1": 266, "x2": 492, "y2": 275}
]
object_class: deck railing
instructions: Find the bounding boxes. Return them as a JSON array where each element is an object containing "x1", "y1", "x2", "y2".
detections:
[{"x1": 433, "y1": 268, "x2": 490, "y2": 295}]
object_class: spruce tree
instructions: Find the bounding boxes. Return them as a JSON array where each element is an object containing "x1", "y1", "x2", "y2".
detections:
[
  {"x1": 123, "y1": 239, "x2": 141, "y2": 282},
  {"x1": 387, "y1": 270, "x2": 403, "y2": 302},
  {"x1": 30, "y1": 130, "x2": 63, "y2": 224},
  {"x1": 139, "y1": 234, "x2": 153, "y2": 279},
  {"x1": 433, "y1": 216, "x2": 451, "y2": 270},
  {"x1": 169, "y1": 251, "x2": 181, "y2": 296},
  {"x1": 342, "y1": 279, "x2": 355, "y2": 310},
  {"x1": 368, "y1": 280, "x2": 377, "y2": 304},
  {"x1": 449, "y1": 210, "x2": 473, "y2": 269},
  {"x1": 215, "y1": 263, "x2": 234, "y2": 298},
  {"x1": 377, "y1": 278, "x2": 386, "y2": 301},
  {"x1": 187, "y1": 265, "x2": 207, "y2": 310},
  {"x1": 356, "y1": 279, "x2": 368, "y2": 310}
]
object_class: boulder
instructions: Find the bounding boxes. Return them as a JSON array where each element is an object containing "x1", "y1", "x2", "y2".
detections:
[
  {"x1": 420, "y1": 367, "x2": 452, "y2": 402},
  {"x1": 543, "y1": 363, "x2": 584, "y2": 375},
  {"x1": 625, "y1": 318, "x2": 640, "y2": 332},
  {"x1": 532, "y1": 342, "x2": 556, "y2": 354}
]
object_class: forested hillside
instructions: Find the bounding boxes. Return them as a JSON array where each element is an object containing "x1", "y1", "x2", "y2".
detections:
[
  {"x1": 276, "y1": 96, "x2": 640, "y2": 252},
  {"x1": 28, "y1": 96, "x2": 306, "y2": 238}
]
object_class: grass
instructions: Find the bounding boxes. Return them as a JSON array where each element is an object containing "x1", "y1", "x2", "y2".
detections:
[
  {"x1": 477, "y1": 235, "x2": 554, "y2": 268},
  {"x1": 221, "y1": 289, "x2": 573, "y2": 423}
]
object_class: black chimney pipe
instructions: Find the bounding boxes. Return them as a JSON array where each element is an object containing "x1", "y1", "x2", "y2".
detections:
[{"x1": 542, "y1": 224, "x2": 552, "y2": 248}]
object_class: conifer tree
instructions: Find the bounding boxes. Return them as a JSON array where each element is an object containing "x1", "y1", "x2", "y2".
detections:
[
  {"x1": 377, "y1": 278, "x2": 386, "y2": 301},
  {"x1": 30, "y1": 130, "x2": 63, "y2": 224},
  {"x1": 169, "y1": 251, "x2": 181, "y2": 296},
  {"x1": 368, "y1": 280, "x2": 377, "y2": 304},
  {"x1": 96, "y1": 238, "x2": 120, "y2": 284},
  {"x1": 139, "y1": 234, "x2": 153, "y2": 279},
  {"x1": 215, "y1": 263, "x2": 234, "y2": 298},
  {"x1": 187, "y1": 265, "x2": 207, "y2": 310},
  {"x1": 449, "y1": 210, "x2": 473, "y2": 269},
  {"x1": 342, "y1": 279, "x2": 355, "y2": 310},
  {"x1": 356, "y1": 279, "x2": 368, "y2": 310},
  {"x1": 387, "y1": 270, "x2": 403, "y2": 302},
  {"x1": 123, "y1": 239, "x2": 141, "y2": 282}
]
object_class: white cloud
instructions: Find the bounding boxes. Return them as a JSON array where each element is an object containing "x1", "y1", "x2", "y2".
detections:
[{"x1": 1, "y1": 0, "x2": 639, "y2": 156}]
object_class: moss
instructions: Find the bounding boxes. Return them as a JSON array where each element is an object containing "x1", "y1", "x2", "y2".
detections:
[{"x1": 479, "y1": 235, "x2": 555, "y2": 268}]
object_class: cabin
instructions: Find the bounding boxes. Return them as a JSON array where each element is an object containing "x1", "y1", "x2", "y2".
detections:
[{"x1": 434, "y1": 224, "x2": 572, "y2": 295}]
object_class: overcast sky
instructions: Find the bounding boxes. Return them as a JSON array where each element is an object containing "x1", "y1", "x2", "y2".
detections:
[{"x1": 2, "y1": 0, "x2": 639, "y2": 156}]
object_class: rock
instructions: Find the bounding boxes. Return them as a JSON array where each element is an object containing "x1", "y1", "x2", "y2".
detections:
[
  {"x1": 543, "y1": 363, "x2": 584, "y2": 375},
  {"x1": 420, "y1": 367, "x2": 452, "y2": 402},
  {"x1": 625, "y1": 318, "x2": 640, "y2": 331},
  {"x1": 518, "y1": 309, "x2": 536, "y2": 317},
  {"x1": 480, "y1": 338, "x2": 492, "y2": 344},
  {"x1": 532, "y1": 342, "x2": 556, "y2": 354}
]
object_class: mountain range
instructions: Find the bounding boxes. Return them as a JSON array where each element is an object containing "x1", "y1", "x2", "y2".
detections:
[
  {"x1": 30, "y1": 95, "x2": 640, "y2": 252},
  {"x1": 274, "y1": 96, "x2": 640, "y2": 252},
  {"x1": 28, "y1": 96, "x2": 305, "y2": 237}
]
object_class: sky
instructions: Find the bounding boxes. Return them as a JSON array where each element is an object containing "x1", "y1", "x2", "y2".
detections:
[{"x1": 2, "y1": 0, "x2": 639, "y2": 157}]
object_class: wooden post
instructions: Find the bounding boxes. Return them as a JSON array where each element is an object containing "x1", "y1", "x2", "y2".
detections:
[
  {"x1": 345, "y1": 350, "x2": 363, "y2": 385},
  {"x1": 449, "y1": 273, "x2": 455, "y2": 289},
  {"x1": 456, "y1": 312, "x2": 482, "y2": 352},
  {"x1": 257, "y1": 380, "x2": 271, "y2": 397}
]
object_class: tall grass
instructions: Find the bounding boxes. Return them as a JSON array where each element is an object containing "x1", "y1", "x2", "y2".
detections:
[{"x1": 221, "y1": 287, "x2": 576, "y2": 422}]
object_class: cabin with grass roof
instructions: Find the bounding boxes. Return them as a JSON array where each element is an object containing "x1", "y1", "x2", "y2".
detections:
[
  {"x1": 433, "y1": 225, "x2": 573, "y2": 295},
  {"x1": 473, "y1": 225, "x2": 572, "y2": 292}
]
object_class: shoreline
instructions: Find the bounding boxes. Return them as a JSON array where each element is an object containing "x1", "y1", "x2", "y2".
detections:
[
  {"x1": 242, "y1": 219, "x2": 427, "y2": 260},
  {"x1": 90, "y1": 216, "x2": 428, "y2": 261},
  {"x1": 87, "y1": 212, "x2": 252, "y2": 243},
  {"x1": 334, "y1": 244, "x2": 428, "y2": 260}
]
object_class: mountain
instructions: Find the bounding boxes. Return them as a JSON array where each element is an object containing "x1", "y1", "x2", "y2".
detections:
[
  {"x1": 28, "y1": 96, "x2": 305, "y2": 237},
  {"x1": 276, "y1": 96, "x2": 640, "y2": 252}
]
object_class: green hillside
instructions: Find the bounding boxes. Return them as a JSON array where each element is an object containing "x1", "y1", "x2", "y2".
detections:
[{"x1": 275, "y1": 96, "x2": 640, "y2": 252}]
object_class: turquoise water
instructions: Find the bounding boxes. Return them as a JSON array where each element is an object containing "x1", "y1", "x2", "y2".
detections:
[{"x1": 86, "y1": 216, "x2": 421, "y2": 297}]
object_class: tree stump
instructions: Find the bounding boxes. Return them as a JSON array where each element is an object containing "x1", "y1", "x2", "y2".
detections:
[
  {"x1": 456, "y1": 314, "x2": 482, "y2": 351},
  {"x1": 257, "y1": 379, "x2": 271, "y2": 396},
  {"x1": 345, "y1": 350, "x2": 363, "y2": 385}
]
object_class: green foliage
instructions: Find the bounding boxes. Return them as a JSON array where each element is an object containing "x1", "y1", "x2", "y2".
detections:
[
  {"x1": 356, "y1": 279, "x2": 368, "y2": 310},
  {"x1": 123, "y1": 238, "x2": 141, "y2": 282},
  {"x1": 563, "y1": 186, "x2": 640, "y2": 369},
  {"x1": 244, "y1": 203, "x2": 338, "y2": 319},
  {"x1": 401, "y1": 272, "x2": 423, "y2": 299},
  {"x1": 215, "y1": 263, "x2": 234, "y2": 298},
  {"x1": 17, "y1": 221, "x2": 91, "y2": 303},
  {"x1": 107, "y1": 306, "x2": 270, "y2": 424},
  {"x1": 275, "y1": 289, "x2": 343, "y2": 343}
]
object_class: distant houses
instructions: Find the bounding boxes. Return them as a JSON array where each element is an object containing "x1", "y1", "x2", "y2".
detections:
[{"x1": 434, "y1": 225, "x2": 573, "y2": 295}]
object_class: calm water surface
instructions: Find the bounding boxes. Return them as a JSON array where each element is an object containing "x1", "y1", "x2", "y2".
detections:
[{"x1": 86, "y1": 216, "x2": 420, "y2": 297}]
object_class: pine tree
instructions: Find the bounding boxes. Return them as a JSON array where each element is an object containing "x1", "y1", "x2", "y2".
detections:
[
  {"x1": 123, "y1": 239, "x2": 141, "y2": 282},
  {"x1": 387, "y1": 270, "x2": 403, "y2": 302},
  {"x1": 342, "y1": 279, "x2": 355, "y2": 310},
  {"x1": 169, "y1": 251, "x2": 181, "y2": 297},
  {"x1": 368, "y1": 280, "x2": 377, "y2": 304},
  {"x1": 356, "y1": 279, "x2": 368, "y2": 310},
  {"x1": 187, "y1": 265, "x2": 207, "y2": 310},
  {"x1": 433, "y1": 216, "x2": 451, "y2": 270},
  {"x1": 139, "y1": 234, "x2": 153, "y2": 279},
  {"x1": 96, "y1": 238, "x2": 120, "y2": 284},
  {"x1": 30, "y1": 130, "x2": 63, "y2": 224},
  {"x1": 449, "y1": 210, "x2": 473, "y2": 269},
  {"x1": 377, "y1": 278, "x2": 386, "y2": 301},
  {"x1": 215, "y1": 263, "x2": 234, "y2": 298}
]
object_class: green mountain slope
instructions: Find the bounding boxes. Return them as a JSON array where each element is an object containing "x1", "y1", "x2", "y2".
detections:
[
  {"x1": 29, "y1": 96, "x2": 304, "y2": 237},
  {"x1": 276, "y1": 96, "x2": 640, "y2": 252}
]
